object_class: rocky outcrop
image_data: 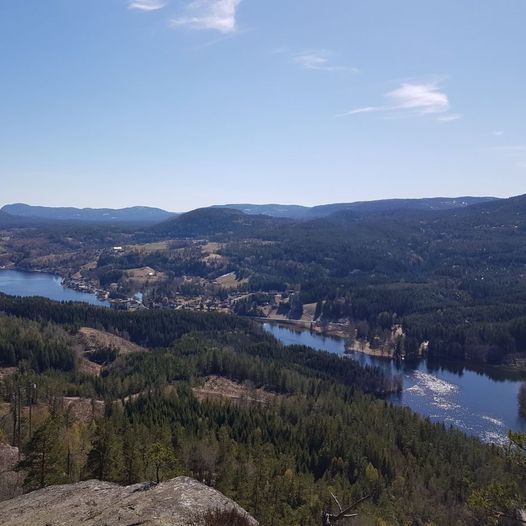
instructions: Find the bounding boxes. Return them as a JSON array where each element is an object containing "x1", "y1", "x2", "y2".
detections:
[
  {"x1": 0, "y1": 477, "x2": 258, "y2": 526},
  {"x1": 0, "y1": 443, "x2": 23, "y2": 502}
]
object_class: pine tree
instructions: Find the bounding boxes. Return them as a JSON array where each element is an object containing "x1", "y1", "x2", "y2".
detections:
[
  {"x1": 86, "y1": 419, "x2": 123, "y2": 482},
  {"x1": 147, "y1": 442, "x2": 177, "y2": 484},
  {"x1": 20, "y1": 412, "x2": 66, "y2": 489}
]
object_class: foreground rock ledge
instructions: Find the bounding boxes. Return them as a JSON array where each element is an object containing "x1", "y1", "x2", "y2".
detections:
[{"x1": 0, "y1": 476, "x2": 258, "y2": 526}]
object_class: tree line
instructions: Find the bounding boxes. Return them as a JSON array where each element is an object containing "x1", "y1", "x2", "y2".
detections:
[{"x1": 0, "y1": 297, "x2": 524, "y2": 524}]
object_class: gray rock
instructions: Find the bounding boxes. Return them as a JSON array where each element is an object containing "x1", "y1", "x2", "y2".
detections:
[
  {"x1": 0, "y1": 444, "x2": 19, "y2": 474},
  {"x1": 0, "y1": 477, "x2": 258, "y2": 526},
  {"x1": 0, "y1": 444, "x2": 23, "y2": 502}
]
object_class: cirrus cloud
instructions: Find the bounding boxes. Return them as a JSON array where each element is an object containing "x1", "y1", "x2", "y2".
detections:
[
  {"x1": 292, "y1": 50, "x2": 358, "y2": 72},
  {"x1": 170, "y1": 0, "x2": 242, "y2": 33},
  {"x1": 128, "y1": 0, "x2": 166, "y2": 11},
  {"x1": 339, "y1": 81, "x2": 461, "y2": 122}
]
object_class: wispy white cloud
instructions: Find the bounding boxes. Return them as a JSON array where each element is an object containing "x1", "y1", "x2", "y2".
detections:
[
  {"x1": 437, "y1": 113, "x2": 462, "y2": 122},
  {"x1": 128, "y1": 0, "x2": 166, "y2": 11},
  {"x1": 292, "y1": 50, "x2": 358, "y2": 72},
  {"x1": 387, "y1": 82, "x2": 450, "y2": 114},
  {"x1": 170, "y1": 0, "x2": 241, "y2": 33},
  {"x1": 339, "y1": 81, "x2": 460, "y2": 122},
  {"x1": 493, "y1": 130, "x2": 505, "y2": 137},
  {"x1": 343, "y1": 106, "x2": 379, "y2": 115}
]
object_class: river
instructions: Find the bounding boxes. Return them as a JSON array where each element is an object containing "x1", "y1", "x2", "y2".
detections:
[
  {"x1": 1, "y1": 268, "x2": 524, "y2": 444},
  {"x1": 263, "y1": 322, "x2": 526, "y2": 444}
]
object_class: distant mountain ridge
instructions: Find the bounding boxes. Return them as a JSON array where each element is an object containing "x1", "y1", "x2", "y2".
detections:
[
  {"x1": 2, "y1": 203, "x2": 176, "y2": 223},
  {"x1": 0, "y1": 196, "x2": 501, "y2": 225},
  {"x1": 152, "y1": 195, "x2": 524, "y2": 240},
  {"x1": 214, "y1": 196, "x2": 499, "y2": 218}
]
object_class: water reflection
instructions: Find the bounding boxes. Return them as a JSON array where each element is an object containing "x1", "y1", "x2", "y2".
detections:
[{"x1": 263, "y1": 322, "x2": 526, "y2": 444}]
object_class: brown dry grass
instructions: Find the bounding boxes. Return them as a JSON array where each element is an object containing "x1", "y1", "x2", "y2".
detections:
[
  {"x1": 124, "y1": 266, "x2": 165, "y2": 286},
  {"x1": 0, "y1": 368, "x2": 17, "y2": 381},
  {"x1": 76, "y1": 327, "x2": 147, "y2": 376},
  {"x1": 214, "y1": 272, "x2": 248, "y2": 290},
  {"x1": 78, "y1": 358, "x2": 102, "y2": 376},
  {"x1": 301, "y1": 302, "x2": 318, "y2": 322},
  {"x1": 62, "y1": 397, "x2": 104, "y2": 423},
  {"x1": 201, "y1": 242, "x2": 223, "y2": 254},
  {"x1": 128, "y1": 241, "x2": 171, "y2": 254},
  {"x1": 193, "y1": 376, "x2": 275, "y2": 405},
  {"x1": 78, "y1": 327, "x2": 145, "y2": 355}
]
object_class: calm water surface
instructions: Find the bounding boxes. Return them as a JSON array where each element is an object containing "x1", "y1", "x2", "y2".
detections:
[
  {"x1": 1, "y1": 269, "x2": 524, "y2": 444},
  {"x1": 263, "y1": 323, "x2": 526, "y2": 444},
  {"x1": 0, "y1": 269, "x2": 109, "y2": 307}
]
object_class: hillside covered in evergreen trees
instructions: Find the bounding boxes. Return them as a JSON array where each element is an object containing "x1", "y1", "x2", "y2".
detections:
[{"x1": 0, "y1": 296, "x2": 524, "y2": 525}]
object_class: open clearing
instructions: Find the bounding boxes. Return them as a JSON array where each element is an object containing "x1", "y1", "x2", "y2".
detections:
[
  {"x1": 127, "y1": 241, "x2": 171, "y2": 254},
  {"x1": 193, "y1": 376, "x2": 276, "y2": 405},
  {"x1": 76, "y1": 327, "x2": 147, "y2": 375},
  {"x1": 124, "y1": 267, "x2": 165, "y2": 286},
  {"x1": 214, "y1": 272, "x2": 248, "y2": 289},
  {"x1": 78, "y1": 327, "x2": 146, "y2": 355}
]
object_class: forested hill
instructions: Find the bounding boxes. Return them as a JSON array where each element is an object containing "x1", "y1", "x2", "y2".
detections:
[
  {"x1": 0, "y1": 210, "x2": 16, "y2": 226},
  {"x1": 149, "y1": 193, "x2": 526, "y2": 247},
  {"x1": 152, "y1": 207, "x2": 290, "y2": 238},
  {"x1": 144, "y1": 194, "x2": 526, "y2": 368},
  {"x1": 308, "y1": 193, "x2": 526, "y2": 245},
  {"x1": 214, "y1": 196, "x2": 498, "y2": 218},
  {"x1": 0, "y1": 294, "x2": 395, "y2": 394},
  {"x1": 152, "y1": 194, "x2": 518, "y2": 240},
  {"x1": 1, "y1": 203, "x2": 176, "y2": 223},
  {"x1": 436, "y1": 192, "x2": 526, "y2": 227},
  {"x1": 0, "y1": 296, "x2": 523, "y2": 525},
  {"x1": 0, "y1": 210, "x2": 35, "y2": 227},
  {"x1": 4, "y1": 194, "x2": 526, "y2": 371}
]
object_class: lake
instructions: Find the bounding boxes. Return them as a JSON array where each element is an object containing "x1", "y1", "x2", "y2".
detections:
[
  {"x1": 0, "y1": 269, "x2": 109, "y2": 307},
  {"x1": 1, "y1": 268, "x2": 524, "y2": 444},
  {"x1": 263, "y1": 322, "x2": 526, "y2": 444}
]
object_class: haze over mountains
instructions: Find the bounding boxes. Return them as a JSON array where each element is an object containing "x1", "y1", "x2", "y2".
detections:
[
  {"x1": 1, "y1": 196, "x2": 499, "y2": 224},
  {"x1": 214, "y1": 197, "x2": 497, "y2": 219},
  {"x1": 1, "y1": 203, "x2": 175, "y2": 223},
  {"x1": 154, "y1": 194, "x2": 526, "y2": 240}
]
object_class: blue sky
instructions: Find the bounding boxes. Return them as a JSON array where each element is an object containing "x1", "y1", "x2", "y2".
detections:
[{"x1": 1, "y1": 0, "x2": 525, "y2": 211}]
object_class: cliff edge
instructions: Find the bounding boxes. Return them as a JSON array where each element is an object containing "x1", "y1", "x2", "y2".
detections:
[{"x1": 0, "y1": 476, "x2": 258, "y2": 526}]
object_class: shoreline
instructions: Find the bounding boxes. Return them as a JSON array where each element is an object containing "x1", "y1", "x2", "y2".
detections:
[
  {"x1": 3, "y1": 268, "x2": 526, "y2": 379},
  {"x1": 251, "y1": 316, "x2": 353, "y2": 339},
  {"x1": 252, "y1": 316, "x2": 395, "y2": 359},
  {"x1": 259, "y1": 317, "x2": 526, "y2": 380},
  {"x1": 345, "y1": 343, "x2": 395, "y2": 360},
  {"x1": 0, "y1": 267, "x2": 112, "y2": 307}
]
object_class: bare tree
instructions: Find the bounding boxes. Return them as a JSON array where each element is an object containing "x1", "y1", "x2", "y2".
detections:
[{"x1": 321, "y1": 493, "x2": 370, "y2": 525}]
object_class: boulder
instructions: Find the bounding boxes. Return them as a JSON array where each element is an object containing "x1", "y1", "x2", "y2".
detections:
[{"x1": 0, "y1": 476, "x2": 258, "y2": 526}]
